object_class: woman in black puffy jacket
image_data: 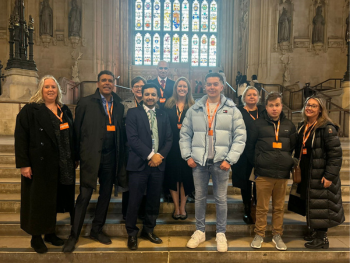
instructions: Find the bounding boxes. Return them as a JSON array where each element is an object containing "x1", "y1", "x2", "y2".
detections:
[{"x1": 292, "y1": 96, "x2": 344, "y2": 249}]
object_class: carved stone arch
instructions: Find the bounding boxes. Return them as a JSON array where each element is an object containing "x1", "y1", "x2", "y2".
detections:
[{"x1": 309, "y1": 0, "x2": 328, "y2": 55}]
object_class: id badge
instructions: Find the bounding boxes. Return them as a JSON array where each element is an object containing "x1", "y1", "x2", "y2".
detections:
[
  {"x1": 160, "y1": 98, "x2": 166, "y2": 103},
  {"x1": 208, "y1": 130, "x2": 213, "y2": 136},
  {"x1": 303, "y1": 148, "x2": 307, "y2": 155},
  {"x1": 272, "y1": 142, "x2": 282, "y2": 149},
  {"x1": 107, "y1": 125, "x2": 116, "y2": 131},
  {"x1": 60, "y1": 123, "x2": 69, "y2": 130},
  {"x1": 177, "y1": 124, "x2": 182, "y2": 129}
]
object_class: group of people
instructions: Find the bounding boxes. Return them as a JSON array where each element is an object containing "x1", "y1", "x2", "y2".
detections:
[{"x1": 14, "y1": 60, "x2": 344, "y2": 254}]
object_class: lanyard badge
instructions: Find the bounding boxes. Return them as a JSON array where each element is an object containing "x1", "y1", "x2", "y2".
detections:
[
  {"x1": 106, "y1": 102, "x2": 115, "y2": 131},
  {"x1": 52, "y1": 105, "x2": 69, "y2": 130},
  {"x1": 176, "y1": 105, "x2": 183, "y2": 129},
  {"x1": 272, "y1": 120, "x2": 282, "y2": 149},
  {"x1": 207, "y1": 100, "x2": 220, "y2": 136}
]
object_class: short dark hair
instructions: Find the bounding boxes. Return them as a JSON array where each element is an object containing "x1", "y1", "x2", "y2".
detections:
[
  {"x1": 131, "y1": 76, "x2": 147, "y2": 88},
  {"x1": 142, "y1": 83, "x2": 161, "y2": 98},
  {"x1": 265, "y1": 92, "x2": 282, "y2": 105},
  {"x1": 204, "y1": 72, "x2": 224, "y2": 84},
  {"x1": 98, "y1": 70, "x2": 114, "y2": 82}
]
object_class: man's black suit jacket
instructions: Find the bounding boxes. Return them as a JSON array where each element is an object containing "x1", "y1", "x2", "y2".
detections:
[{"x1": 125, "y1": 105, "x2": 173, "y2": 172}]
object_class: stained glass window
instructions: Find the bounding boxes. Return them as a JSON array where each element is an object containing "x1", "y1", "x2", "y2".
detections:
[
  {"x1": 153, "y1": 33, "x2": 161, "y2": 65},
  {"x1": 210, "y1": 0, "x2": 217, "y2": 32},
  {"x1": 133, "y1": 0, "x2": 219, "y2": 66},
  {"x1": 200, "y1": 35, "x2": 208, "y2": 66},
  {"x1": 135, "y1": 33, "x2": 143, "y2": 65},
  {"x1": 191, "y1": 34, "x2": 199, "y2": 66},
  {"x1": 163, "y1": 33, "x2": 171, "y2": 62},
  {"x1": 209, "y1": 35, "x2": 217, "y2": 66},
  {"x1": 153, "y1": 0, "x2": 161, "y2": 31},
  {"x1": 173, "y1": 0, "x2": 181, "y2": 31},
  {"x1": 192, "y1": 0, "x2": 200, "y2": 32},
  {"x1": 201, "y1": 0, "x2": 209, "y2": 32},
  {"x1": 144, "y1": 0, "x2": 152, "y2": 30},
  {"x1": 135, "y1": 0, "x2": 143, "y2": 30},
  {"x1": 144, "y1": 33, "x2": 152, "y2": 65},
  {"x1": 164, "y1": 0, "x2": 172, "y2": 31},
  {"x1": 172, "y1": 34, "x2": 180, "y2": 63},
  {"x1": 182, "y1": 0, "x2": 189, "y2": 31},
  {"x1": 181, "y1": 34, "x2": 189, "y2": 63}
]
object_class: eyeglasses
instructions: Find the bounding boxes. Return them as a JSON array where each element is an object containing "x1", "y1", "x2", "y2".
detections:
[
  {"x1": 305, "y1": 104, "x2": 319, "y2": 109},
  {"x1": 158, "y1": 67, "x2": 168, "y2": 70},
  {"x1": 133, "y1": 85, "x2": 144, "y2": 89}
]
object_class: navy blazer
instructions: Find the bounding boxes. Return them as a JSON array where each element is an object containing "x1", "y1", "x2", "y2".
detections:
[{"x1": 125, "y1": 105, "x2": 173, "y2": 172}]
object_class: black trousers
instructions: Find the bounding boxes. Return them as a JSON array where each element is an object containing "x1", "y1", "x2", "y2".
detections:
[
  {"x1": 125, "y1": 166, "x2": 164, "y2": 236},
  {"x1": 241, "y1": 180, "x2": 257, "y2": 205},
  {"x1": 122, "y1": 191, "x2": 146, "y2": 219},
  {"x1": 71, "y1": 150, "x2": 116, "y2": 239}
]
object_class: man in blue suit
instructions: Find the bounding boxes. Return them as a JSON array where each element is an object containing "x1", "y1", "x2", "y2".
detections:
[
  {"x1": 147, "y1": 60, "x2": 175, "y2": 108},
  {"x1": 125, "y1": 83, "x2": 173, "y2": 250}
]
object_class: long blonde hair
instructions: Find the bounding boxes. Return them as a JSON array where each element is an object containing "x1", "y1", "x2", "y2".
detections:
[
  {"x1": 165, "y1": 77, "x2": 195, "y2": 110},
  {"x1": 29, "y1": 75, "x2": 63, "y2": 106},
  {"x1": 302, "y1": 96, "x2": 337, "y2": 131}
]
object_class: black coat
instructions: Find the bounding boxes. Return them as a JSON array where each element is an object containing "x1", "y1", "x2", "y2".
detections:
[
  {"x1": 15, "y1": 103, "x2": 75, "y2": 235},
  {"x1": 246, "y1": 110, "x2": 297, "y2": 179},
  {"x1": 231, "y1": 105, "x2": 265, "y2": 189},
  {"x1": 126, "y1": 105, "x2": 173, "y2": 172},
  {"x1": 74, "y1": 89, "x2": 126, "y2": 189},
  {"x1": 164, "y1": 106, "x2": 194, "y2": 196},
  {"x1": 293, "y1": 121, "x2": 345, "y2": 229}
]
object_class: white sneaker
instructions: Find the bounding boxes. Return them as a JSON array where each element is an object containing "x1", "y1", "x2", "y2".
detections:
[
  {"x1": 272, "y1": 235, "x2": 287, "y2": 251},
  {"x1": 250, "y1": 234, "x2": 263, "y2": 249},
  {"x1": 216, "y1": 233, "x2": 228, "y2": 252},
  {"x1": 186, "y1": 230, "x2": 206, "y2": 248}
]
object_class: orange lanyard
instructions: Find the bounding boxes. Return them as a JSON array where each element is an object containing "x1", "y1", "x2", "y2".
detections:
[
  {"x1": 206, "y1": 100, "x2": 220, "y2": 131},
  {"x1": 302, "y1": 121, "x2": 317, "y2": 147},
  {"x1": 52, "y1": 105, "x2": 63, "y2": 123},
  {"x1": 160, "y1": 88, "x2": 164, "y2": 98},
  {"x1": 244, "y1": 106, "x2": 258, "y2": 120},
  {"x1": 273, "y1": 120, "x2": 280, "y2": 142},
  {"x1": 105, "y1": 101, "x2": 113, "y2": 125},
  {"x1": 176, "y1": 104, "x2": 183, "y2": 123}
]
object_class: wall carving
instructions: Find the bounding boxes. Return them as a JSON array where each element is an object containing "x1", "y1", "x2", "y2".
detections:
[
  {"x1": 309, "y1": 0, "x2": 328, "y2": 55},
  {"x1": 274, "y1": 0, "x2": 294, "y2": 54}
]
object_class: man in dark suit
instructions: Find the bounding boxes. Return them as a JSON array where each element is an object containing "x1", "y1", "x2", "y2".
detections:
[
  {"x1": 63, "y1": 70, "x2": 125, "y2": 253},
  {"x1": 148, "y1": 60, "x2": 175, "y2": 108},
  {"x1": 125, "y1": 83, "x2": 173, "y2": 250}
]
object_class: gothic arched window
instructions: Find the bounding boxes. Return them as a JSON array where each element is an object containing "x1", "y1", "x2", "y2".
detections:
[{"x1": 133, "y1": 0, "x2": 219, "y2": 67}]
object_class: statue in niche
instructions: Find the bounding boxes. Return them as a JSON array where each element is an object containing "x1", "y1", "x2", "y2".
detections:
[
  {"x1": 312, "y1": 6, "x2": 325, "y2": 44},
  {"x1": 39, "y1": 0, "x2": 53, "y2": 36},
  {"x1": 278, "y1": 7, "x2": 291, "y2": 43},
  {"x1": 69, "y1": 0, "x2": 81, "y2": 37}
]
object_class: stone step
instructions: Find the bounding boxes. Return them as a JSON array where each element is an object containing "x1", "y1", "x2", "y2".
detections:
[
  {"x1": 0, "y1": 236, "x2": 348, "y2": 263},
  {"x1": 0, "y1": 211, "x2": 349, "y2": 237},
  {"x1": 0, "y1": 194, "x2": 348, "y2": 214}
]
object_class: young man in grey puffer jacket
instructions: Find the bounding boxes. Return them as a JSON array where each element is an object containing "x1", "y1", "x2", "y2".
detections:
[{"x1": 180, "y1": 72, "x2": 246, "y2": 252}]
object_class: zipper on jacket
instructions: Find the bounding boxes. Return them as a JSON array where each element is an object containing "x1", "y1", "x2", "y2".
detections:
[{"x1": 211, "y1": 100, "x2": 227, "y2": 163}]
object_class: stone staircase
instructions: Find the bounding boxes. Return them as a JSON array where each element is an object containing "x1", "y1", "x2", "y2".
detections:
[{"x1": 0, "y1": 136, "x2": 349, "y2": 262}]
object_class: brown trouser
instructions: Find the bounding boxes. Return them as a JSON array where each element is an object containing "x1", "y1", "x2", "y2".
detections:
[{"x1": 254, "y1": 176, "x2": 288, "y2": 237}]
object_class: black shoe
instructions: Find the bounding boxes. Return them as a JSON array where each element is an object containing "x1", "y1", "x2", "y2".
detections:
[
  {"x1": 140, "y1": 230, "x2": 163, "y2": 244},
  {"x1": 304, "y1": 230, "x2": 316, "y2": 241},
  {"x1": 180, "y1": 209, "x2": 188, "y2": 220},
  {"x1": 243, "y1": 204, "x2": 254, "y2": 224},
  {"x1": 127, "y1": 235, "x2": 138, "y2": 250},
  {"x1": 304, "y1": 231, "x2": 329, "y2": 249},
  {"x1": 31, "y1": 235, "x2": 48, "y2": 254},
  {"x1": 172, "y1": 210, "x2": 181, "y2": 220},
  {"x1": 44, "y1": 233, "x2": 64, "y2": 246},
  {"x1": 62, "y1": 236, "x2": 77, "y2": 253},
  {"x1": 89, "y1": 231, "x2": 112, "y2": 245}
]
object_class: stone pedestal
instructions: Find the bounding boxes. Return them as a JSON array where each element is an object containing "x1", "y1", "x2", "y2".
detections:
[{"x1": 0, "y1": 68, "x2": 39, "y2": 101}]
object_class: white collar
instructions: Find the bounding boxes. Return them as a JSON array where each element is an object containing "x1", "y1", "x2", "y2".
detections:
[
  {"x1": 158, "y1": 76, "x2": 167, "y2": 83},
  {"x1": 143, "y1": 104, "x2": 156, "y2": 113}
]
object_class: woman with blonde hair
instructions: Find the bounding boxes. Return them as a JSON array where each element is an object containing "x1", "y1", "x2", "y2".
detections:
[
  {"x1": 15, "y1": 76, "x2": 77, "y2": 253},
  {"x1": 289, "y1": 96, "x2": 344, "y2": 249},
  {"x1": 164, "y1": 77, "x2": 195, "y2": 219}
]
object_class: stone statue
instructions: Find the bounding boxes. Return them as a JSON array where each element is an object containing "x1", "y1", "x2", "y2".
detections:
[
  {"x1": 39, "y1": 0, "x2": 53, "y2": 36},
  {"x1": 72, "y1": 52, "x2": 82, "y2": 83},
  {"x1": 69, "y1": 0, "x2": 81, "y2": 37},
  {"x1": 278, "y1": 7, "x2": 291, "y2": 43},
  {"x1": 312, "y1": 6, "x2": 325, "y2": 44}
]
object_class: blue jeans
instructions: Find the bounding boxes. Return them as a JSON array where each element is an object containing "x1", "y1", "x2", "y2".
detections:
[{"x1": 192, "y1": 161, "x2": 229, "y2": 233}]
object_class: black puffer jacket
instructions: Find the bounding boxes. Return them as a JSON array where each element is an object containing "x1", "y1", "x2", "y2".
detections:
[
  {"x1": 295, "y1": 121, "x2": 345, "y2": 229},
  {"x1": 246, "y1": 110, "x2": 297, "y2": 179}
]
